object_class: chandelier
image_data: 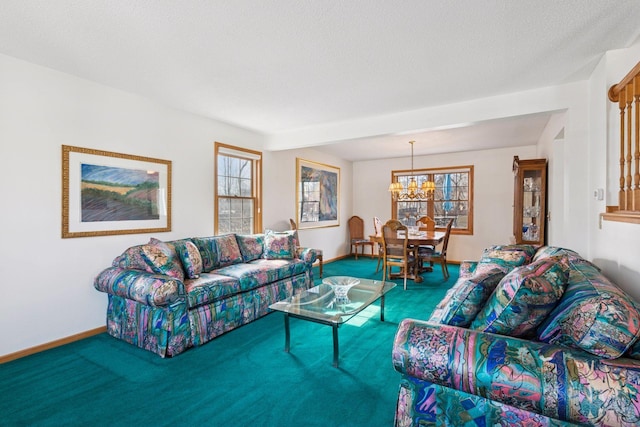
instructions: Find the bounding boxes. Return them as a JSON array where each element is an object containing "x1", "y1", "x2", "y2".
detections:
[{"x1": 388, "y1": 141, "x2": 435, "y2": 201}]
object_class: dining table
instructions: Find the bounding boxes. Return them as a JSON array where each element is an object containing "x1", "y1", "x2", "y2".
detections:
[{"x1": 369, "y1": 230, "x2": 445, "y2": 282}]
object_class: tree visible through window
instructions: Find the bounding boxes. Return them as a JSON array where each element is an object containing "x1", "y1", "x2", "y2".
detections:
[
  {"x1": 215, "y1": 143, "x2": 262, "y2": 234},
  {"x1": 391, "y1": 166, "x2": 473, "y2": 234}
]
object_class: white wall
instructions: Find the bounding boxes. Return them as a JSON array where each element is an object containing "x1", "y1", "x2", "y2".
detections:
[
  {"x1": 0, "y1": 54, "x2": 265, "y2": 357},
  {"x1": 587, "y1": 41, "x2": 640, "y2": 302}
]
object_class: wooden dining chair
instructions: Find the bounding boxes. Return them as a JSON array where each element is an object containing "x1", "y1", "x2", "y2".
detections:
[
  {"x1": 373, "y1": 216, "x2": 384, "y2": 273},
  {"x1": 348, "y1": 215, "x2": 374, "y2": 259},
  {"x1": 289, "y1": 218, "x2": 324, "y2": 277},
  {"x1": 381, "y1": 219, "x2": 415, "y2": 290},
  {"x1": 415, "y1": 215, "x2": 436, "y2": 231},
  {"x1": 418, "y1": 219, "x2": 454, "y2": 280}
]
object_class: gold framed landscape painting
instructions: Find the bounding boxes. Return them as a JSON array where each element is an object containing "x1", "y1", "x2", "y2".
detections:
[
  {"x1": 62, "y1": 145, "x2": 171, "y2": 238},
  {"x1": 296, "y1": 158, "x2": 340, "y2": 229}
]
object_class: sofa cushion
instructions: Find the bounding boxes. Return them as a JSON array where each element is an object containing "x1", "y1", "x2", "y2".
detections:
[
  {"x1": 139, "y1": 239, "x2": 185, "y2": 281},
  {"x1": 193, "y1": 237, "x2": 219, "y2": 272},
  {"x1": 263, "y1": 229, "x2": 297, "y2": 260},
  {"x1": 485, "y1": 244, "x2": 538, "y2": 260},
  {"x1": 235, "y1": 234, "x2": 265, "y2": 262},
  {"x1": 532, "y1": 245, "x2": 581, "y2": 262},
  {"x1": 537, "y1": 258, "x2": 640, "y2": 358},
  {"x1": 428, "y1": 268, "x2": 505, "y2": 327},
  {"x1": 173, "y1": 239, "x2": 203, "y2": 279},
  {"x1": 471, "y1": 256, "x2": 569, "y2": 337},
  {"x1": 214, "y1": 234, "x2": 243, "y2": 267},
  {"x1": 473, "y1": 247, "x2": 532, "y2": 276},
  {"x1": 184, "y1": 273, "x2": 241, "y2": 307},
  {"x1": 214, "y1": 258, "x2": 309, "y2": 292}
]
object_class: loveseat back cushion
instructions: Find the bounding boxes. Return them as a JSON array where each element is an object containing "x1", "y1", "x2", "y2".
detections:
[
  {"x1": 471, "y1": 256, "x2": 569, "y2": 337},
  {"x1": 428, "y1": 268, "x2": 505, "y2": 327},
  {"x1": 235, "y1": 234, "x2": 265, "y2": 262},
  {"x1": 263, "y1": 229, "x2": 297, "y2": 260},
  {"x1": 473, "y1": 246, "x2": 533, "y2": 276},
  {"x1": 532, "y1": 245, "x2": 580, "y2": 262},
  {"x1": 140, "y1": 239, "x2": 185, "y2": 281},
  {"x1": 173, "y1": 239, "x2": 203, "y2": 279},
  {"x1": 537, "y1": 259, "x2": 640, "y2": 359}
]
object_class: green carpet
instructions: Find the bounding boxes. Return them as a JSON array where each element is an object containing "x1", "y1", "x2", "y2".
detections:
[{"x1": 0, "y1": 257, "x2": 457, "y2": 426}]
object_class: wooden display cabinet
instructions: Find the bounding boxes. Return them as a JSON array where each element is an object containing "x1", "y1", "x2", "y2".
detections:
[{"x1": 512, "y1": 156, "x2": 547, "y2": 245}]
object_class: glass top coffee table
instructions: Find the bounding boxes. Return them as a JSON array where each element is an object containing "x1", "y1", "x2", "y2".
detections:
[{"x1": 269, "y1": 276, "x2": 396, "y2": 367}]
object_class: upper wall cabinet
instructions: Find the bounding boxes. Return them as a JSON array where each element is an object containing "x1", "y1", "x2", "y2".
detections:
[{"x1": 513, "y1": 156, "x2": 547, "y2": 246}]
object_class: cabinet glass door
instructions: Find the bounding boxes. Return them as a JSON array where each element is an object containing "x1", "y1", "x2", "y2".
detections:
[{"x1": 521, "y1": 169, "x2": 542, "y2": 242}]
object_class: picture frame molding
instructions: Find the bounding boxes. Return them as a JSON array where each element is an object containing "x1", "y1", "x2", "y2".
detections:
[
  {"x1": 295, "y1": 158, "x2": 340, "y2": 229},
  {"x1": 62, "y1": 145, "x2": 172, "y2": 238}
]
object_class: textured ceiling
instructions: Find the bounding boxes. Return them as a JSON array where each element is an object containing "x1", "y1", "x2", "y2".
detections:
[{"x1": 1, "y1": 1, "x2": 640, "y2": 160}]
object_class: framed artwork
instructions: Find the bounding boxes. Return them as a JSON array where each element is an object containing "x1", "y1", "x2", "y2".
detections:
[
  {"x1": 296, "y1": 158, "x2": 340, "y2": 229},
  {"x1": 62, "y1": 145, "x2": 171, "y2": 238}
]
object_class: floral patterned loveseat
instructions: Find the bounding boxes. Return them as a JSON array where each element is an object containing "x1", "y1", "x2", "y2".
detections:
[
  {"x1": 392, "y1": 245, "x2": 640, "y2": 426},
  {"x1": 94, "y1": 230, "x2": 317, "y2": 357}
]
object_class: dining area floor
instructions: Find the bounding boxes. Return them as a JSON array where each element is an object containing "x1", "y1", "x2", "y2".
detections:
[{"x1": 316, "y1": 255, "x2": 457, "y2": 289}]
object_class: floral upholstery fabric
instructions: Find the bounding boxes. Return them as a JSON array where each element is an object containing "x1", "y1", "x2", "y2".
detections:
[
  {"x1": 192, "y1": 236, "x2": 219, "y2": 272},
  {"x1": 537, "y1": 258, "x2": 640, "y2": 358},
  {"x1": 173, "y1": 239, "x2": 203, "y2": 279},
  {"x1": 213, "y1": 234, "x2": 243, "y2": 267},
  {"x1": 112, "y1": 245, "x2": 156, "y2": 274},
  {"x1": 393, "y1": 319, "x2": 640, "y2": 426},
  {"x1": 395, "y1": 377, "x2": 574, "y2": 427},
  {"x1": 235, "y1": 234, "x2": 265, "y2": 262},
  {"x1": 140, "y1": 240, "x2": 185, "y2": 281},
  {"x1": 471, "y1": 256, "x2": 569, "y2": 337},
  {"x1": 533, "y1": 245, "x2": 581, "y2": 262},
  {"x1": 428, "y1": 268, "x2": 505, "y2": 327},
  {"x1": 94, "y1": 267, "x2": 184, "y2": 307},
  {"x1": 188, "y1": 274, "x2": 309, "y2": 346},
  {"x1": 485, "y1": 244, "x2": 538, "y2": 260},
  {"x1": 214, "y1": 258, "x2": 309, "y2": 293},
  {"x1": 458, "y1": 260, "x2": 478, "y2": 279},
  {"x1": 183, "y1": 273, "x2": 242, "y2": 307},
  {"x1": 263, "y1": 229, "x2": 297, "y2": 259},
  {"x1": 106, "y1": 294, "x2": 191, "y2": 357},
  {"x1": 474, "y1": 247, "x2": 532, "y2": 276}
]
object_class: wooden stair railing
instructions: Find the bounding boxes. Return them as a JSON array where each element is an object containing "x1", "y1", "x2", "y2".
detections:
[{"x1": 606, "y1": 60, "x2": 640, "y2": 223}]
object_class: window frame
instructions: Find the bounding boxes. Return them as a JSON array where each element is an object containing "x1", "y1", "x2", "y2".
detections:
[
  {"x1": 214, "y1": 142, "x2": 262, "y2": 235},
  {"x1": 390, "y1": 165, "x2": 474, "y2": 235}
]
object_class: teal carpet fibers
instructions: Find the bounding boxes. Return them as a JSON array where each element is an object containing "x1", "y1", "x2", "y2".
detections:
[{"x1": 1, "y1": 257, "x2": 457, "y2": 427}]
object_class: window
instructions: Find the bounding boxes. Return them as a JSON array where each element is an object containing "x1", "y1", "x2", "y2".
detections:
[
  {"x1": 215, "y1": 143, "x2": 262, "y2": 234},
  {"x1": 391, "y1": 165, "x2": 473, "y2": 235}
]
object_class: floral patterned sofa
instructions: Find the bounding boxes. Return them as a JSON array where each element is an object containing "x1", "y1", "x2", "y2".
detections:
[
  {"x1": 392, "y1": 245, "x2": 640, "y2": 426},
  {"x1": 94, "y1": 230, "x2": 317, "y2": 357}
]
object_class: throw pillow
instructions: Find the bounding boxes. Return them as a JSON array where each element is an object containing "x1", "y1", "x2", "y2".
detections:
[
  {"x1": 428, "y1": 268, "x2": 505, "y2": 327},
  {"x1": 192, "y1": 237, "x2": 219, "y2": 272},
  {"x1": 214, "y1": 234, "x2": 243, "y2": 267},
  {"x1": 140, "y1": 239, "x2": 185, "y2": 281},
  {"x1": 112, "y1": 244, "x2": 156, "y2": 274},
  {"x1": 537, "y1": 258, "x2": 640, "y2": 359},
  {"x1": 473, "y1": 248, "x2": 531, "y2": 276},
  {"x1": 263, "y1": 229, "x2": 297, "y2": 260},
  {"x1": 235, "y1": 234, "x2": 265, "y2": 262},
  {"x1": 471, "y1": 256, "x2": 569, "y2": 337},
  {"x1": 173, "y1": 239, "x2": 203, "y2": 279}
]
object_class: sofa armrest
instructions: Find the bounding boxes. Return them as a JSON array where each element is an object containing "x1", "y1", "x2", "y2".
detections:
[
  {"x1": 297, "y1": 247, "x2": 318, "y2": 265},
  {"x1": 392, "y1": 319, "x2": 640, "y2": 425},
  {"x1": 94, "y1": 267, "x2": 185, "y2": 307},
  {"x1": 458, "y1": 260, "x2": 478, "y2": 277}
]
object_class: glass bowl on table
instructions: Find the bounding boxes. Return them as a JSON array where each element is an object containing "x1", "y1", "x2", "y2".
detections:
[{"x1": 322, "y1": 276, "x2": 360, "y2": 306}]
